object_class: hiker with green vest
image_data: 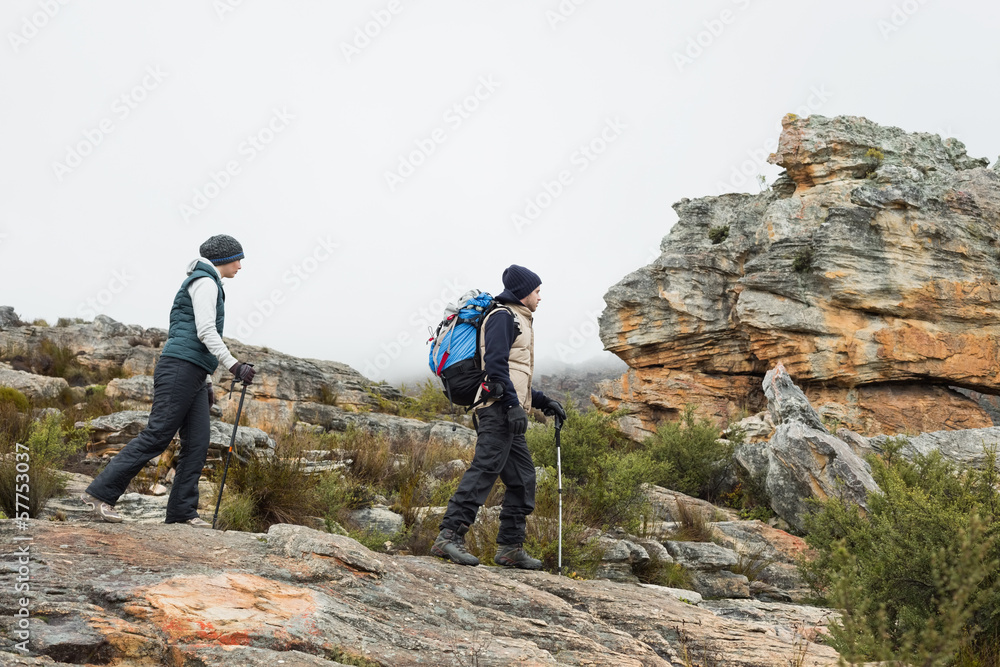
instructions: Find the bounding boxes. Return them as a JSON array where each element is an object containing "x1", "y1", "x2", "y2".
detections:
[
  {"x1": 81, "y1": 235, "x2": 256, "y2": 526},
  {"x1": 432, "y1": 265, "x2": 567, "y2": 569}
]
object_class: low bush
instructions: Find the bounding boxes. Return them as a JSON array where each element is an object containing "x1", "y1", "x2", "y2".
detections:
[
  {"x1": 669, "y1": 500, "x2": 717, "y2": 543},
  {"x1": 0, "y1": 388, "x2": 33, "y2": 449},
  {"x1": 642, "y1": 406, "x2": 736, "y2": 501},
  {"x1": 0, "y1": 413, "x2": 88, "y2": 518},
  {"x1": 634, "y1": 554, "x2": 692, "y2": 590},
  {"x1": 212, "y1": 437, "x2": 323, "y2": 533},
  {"x1": 802, "y1": 438, "x2": 1000, "y2": 665}
]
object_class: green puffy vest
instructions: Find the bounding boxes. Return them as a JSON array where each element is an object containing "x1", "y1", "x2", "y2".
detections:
[{"x1": 160, "y1": 262, "x2": 226, "y2": 373}]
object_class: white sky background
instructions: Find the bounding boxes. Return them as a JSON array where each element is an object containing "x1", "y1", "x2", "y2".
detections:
[{"x1": 2, "y1": 1, "x2": 999, "y2": 384}]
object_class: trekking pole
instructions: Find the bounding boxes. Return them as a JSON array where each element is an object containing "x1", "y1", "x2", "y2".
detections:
[
  {"x1": 555, "y1": 414, "x2": 564, "y2": 575},
  {"x1": 212, "y1": 373, "x2": 252, "y2": 530}
]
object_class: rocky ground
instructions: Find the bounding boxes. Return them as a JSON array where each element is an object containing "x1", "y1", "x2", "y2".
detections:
[{"x1": 1, "y1": 510, "x2": 840, "y2": 667}]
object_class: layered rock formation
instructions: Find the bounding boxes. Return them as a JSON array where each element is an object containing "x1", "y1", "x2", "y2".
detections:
[{"x1": 598, "y1": 114, "x2": 1000, "y2": 437}]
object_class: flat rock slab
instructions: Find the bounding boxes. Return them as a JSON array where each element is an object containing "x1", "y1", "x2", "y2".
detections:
[{"x1": 0, "y1": 520, "x2": 841, "y2": 666}]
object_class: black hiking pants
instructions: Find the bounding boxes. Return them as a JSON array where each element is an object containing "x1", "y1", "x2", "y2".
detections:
[
  {"x1": 86, "y1": 355, "x2": 211, "y2": 523},
  {"x1": 440, "y1": 402, "x2": 536, "y2": 545}
]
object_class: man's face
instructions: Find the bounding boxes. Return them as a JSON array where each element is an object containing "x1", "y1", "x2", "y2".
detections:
[
  {"x1": 217, "y1": 259, "x2": 241, "y2": 279},
  {"x1": 520, "y1": 286, "x2": 541, "y2": 312}
]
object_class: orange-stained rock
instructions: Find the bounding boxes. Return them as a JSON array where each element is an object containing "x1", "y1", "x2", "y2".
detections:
[
  {"x1": 599, "y1": 115, "x2": 1000, "y2": 437},
  {"x1": 137, "y1": 573, "x2": 318, "y2": 646}
]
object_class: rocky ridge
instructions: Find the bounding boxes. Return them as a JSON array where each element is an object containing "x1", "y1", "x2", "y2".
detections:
[
  {"x1": 597, "y1": 114, "x2": 1000, "y2": 438},
  {"x1": 0, "y1": 311, "x2": 478, "y2": 463}
]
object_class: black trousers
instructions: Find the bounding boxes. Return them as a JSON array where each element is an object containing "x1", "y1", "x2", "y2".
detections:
[
  {"x1": 440, "y1": 402, "x2": 536, "y2": 545},
  {"x1": 86, "y1": 355, "x2": 210, "y2": 523}
]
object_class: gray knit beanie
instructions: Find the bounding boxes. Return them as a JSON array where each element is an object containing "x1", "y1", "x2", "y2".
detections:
[{"x1": 200, "y1": 235, "x2": 245, "y2": 266}]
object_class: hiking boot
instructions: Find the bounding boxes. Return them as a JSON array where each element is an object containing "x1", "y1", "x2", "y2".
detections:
[
  {"x1": 430, "y1": 527, "x2": 479, "y2": 566},
  {"x1": 80, "y1": 493, "x2": 123, "y2": 523},
  {"x1": 183, "y1": 517, "x2": 212, "y2": 528},
  {"x1": 495, "y1": 543, "x2": 542, "y2": 570}
]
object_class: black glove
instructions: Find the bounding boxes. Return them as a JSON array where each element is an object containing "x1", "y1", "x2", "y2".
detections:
[
  {"x1": 229, "y1": 362, "x2": 255, "y2": 384},
  {"x1": 207, "y1": 383, "x2": 216, "y2": 407},
  {"x1": 506, "y1": 405, "x2": 528, "y2": 435},
  {"x1": 539, "y1": 397, "x2": 567, "y2": 422}
]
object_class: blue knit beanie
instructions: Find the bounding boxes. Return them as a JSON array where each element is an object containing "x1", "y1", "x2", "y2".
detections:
[
  {"x1": 502, "y1": 265, "x2": 541, "y2": 300},
  {"x1": 200, "y1": 235, "x2": 244, "y2": 266}
]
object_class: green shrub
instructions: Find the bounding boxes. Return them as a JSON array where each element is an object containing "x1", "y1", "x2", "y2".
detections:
[
  {"x1": 527, "y1": 403, "x2": 656, "y2": 534},
  {"x1": 0, "y1": 413, "x2": 87, "y2": 518},
  {"x1": 578, "y1": 450, "x2": 662, "y2": 533},
  {"x1": 634, "y1": 554, "x2": 693, "y2": 590},
  {"x1": 0, "y1": 387, "x2": 30, "y2": 413},
  {"x1": 527, "y1": 401, "x2": 633, "y2": 481},
  {"x1": 802, "y1": 438, "x2": 1000, "y2": 664},
  {"x1": 707, "y1": 224, "x2": 730, "y2": 245},
  {"x1": 212, "y1": 438, "x2": 323, "y2": 533},
  {"x1": 398, "y1": 378, "x2": 452, "y2": 421},
  {"x1": 642, "y1": 406, "x2": 734, "y2": 501},
  {"x1": 791, "y1": 247, "x2": 814, "y2": 273},
  {"x1": 525, "y1": 465, "x2": 606, "y2": 576},
  {"x1": 865, "y1": 147, "x2": 884, "y2": 178}
]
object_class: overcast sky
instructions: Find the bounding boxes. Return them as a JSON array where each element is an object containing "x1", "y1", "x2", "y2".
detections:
[{"x1": 3, "y1": 1, "x2": 999, "y2": 383}]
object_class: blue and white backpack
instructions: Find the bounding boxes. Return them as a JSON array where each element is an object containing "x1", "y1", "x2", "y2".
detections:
[{"x1": 427, "y1": 290, "x2": 512, "y2": 408}]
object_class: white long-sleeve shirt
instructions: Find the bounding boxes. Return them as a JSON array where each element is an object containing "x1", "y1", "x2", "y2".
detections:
[{"x1": 187, "y1": 258, "x2": 238, "y2": 380}]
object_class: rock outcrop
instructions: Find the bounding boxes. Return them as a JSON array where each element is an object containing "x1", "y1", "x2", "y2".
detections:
[
  {"x1": 0, "y1": 314, "x2": 398, "y2": 426},
  {"x1": 0, "y1": 362, "x2": 68, "y2": 400},
  {"x1": 0, "y1": 519, "x2": 841, "y2": 666},
  {"x1": 598, "y1": 114, "x2": 1000, "y2": 437},
  {"x1": 735, "y1": 365, "x2": 879, "y2": 531},
  {"x1": 0, "y1": 311, "x2": 477, "y2": 448}
]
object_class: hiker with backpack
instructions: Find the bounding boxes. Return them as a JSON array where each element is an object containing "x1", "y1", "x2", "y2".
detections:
[
  {"x1": 81, "y1": 235, "x2": 256, "y2": 526},
  {"x1": 430, "y1": 265, "x2": 567, "y2": 569}
]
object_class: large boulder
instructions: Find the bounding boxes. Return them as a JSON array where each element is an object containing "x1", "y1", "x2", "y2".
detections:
[
  {"x1": 735, "y1": 364, "x2": 879, "y2": 531},
  {"x1": 598, "y1": 114, "x2": 1000, "y2": 437},
  {"x1": 0, "y1": 362, "x2": 69, "y2": 400}
]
